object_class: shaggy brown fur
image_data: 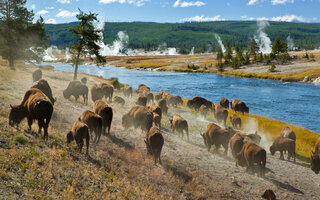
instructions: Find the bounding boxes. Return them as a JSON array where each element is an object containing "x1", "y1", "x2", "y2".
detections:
[
  {"x1": 231, "y1": 99, "x2": 249, "y2": 114},
  {"x1": 94, "y1": 100, "x2": 113, "y2": 135},
  {"x1": 153, "y1": 112, "x2": 161, "y2": 129},
  {"x1": 270, "y1": 136, "x2": 296, "y2": 162},
  {"x1": 167, "y1": 95, "x2": 183, "y2": 107},
  {"x1": 200, "y1": 123, "x2": 235, "y2": 154},
  {"x1": 67, "y1": 120, "x2": 90, "y2": 155},
  {"x1": 31, "y1": 79, "x2": 55, "y2": 105},
  {"x1": 136, "y1": 95, "x2": 147, "y2": 107},
  {"x1": 146, "y1": 92, "x2": 154, "y2": 104},
  {"x1": 9, "y1": 88, "x2": 53, "y2": 139},
  {"x1": 187, "y1": 96, "x2": 213, "y2": 111},
  {"x1": 63, "y1": 81, "x2": 88, "y2": 105},
  {"x1": 229, "y1": 133, "x2": 244, "y2": 162},
  {"x1": 79, "y1": 110, "x2": 103, "y2": 144},
  {"x1": 281, "y1": 126, "x2": 296, "y2": 141},
  {"x1": 145, "y1": 126, "x2": 164, "y2": 165},
  {"x1": 114, "y1": 96, "x2": 125, "y2": 105},
  {"x1": 122, "y1": 105, "x2": 153, "y2": 133},
  {"x1": 170, "y1": 114, "x2": 189, "y2": 141},
  {"x1": 158, "y1": 98, "x2": 168, "y2": 115},
  {"x1": 311, "y1": 137, "x2": 320, "y2": 174},
  {"x1": 154, "y1": 93, "x2": 162, "y2": 101},
  {"x1": 138, "y1": 84, "x2": 150, "y2": 94},
  {"x1": 149, "y1": 103, "x2": 162, "y2": 128},
  {"x1": 123, "y1": 84, "x2": 133, "y2": 97},
  {"x1": 262, "y1": 189, "x2": 277, "y2": 200},
  {"x1": 91, "y1": 84, "x2": 104, "y2": 102},
  {"x1": 199, "y1": 104, "x2": 209, "y2": 118},
  {"x1": 214, "y1": 104, "x2": 228, "y2": 127},
  {"x1": 220, "y1": 97, "x2": 229, "y2": 109},
  {"x1": 32, "y1": 68, "x2": 42, "y2": 82},
  {"x1": 100, "y1": 83, "x2": 113, "y2": 102},
  {"x1": 230, "y1": 114, "x2": 241, "y2": 129},
  {"x1": 236, "y1": 142, "x2": 266, "y2": 177}
]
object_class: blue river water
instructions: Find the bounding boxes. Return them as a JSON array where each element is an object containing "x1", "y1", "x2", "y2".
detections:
[{"x1": 47, "y1": 62, "x2": 320, "y2": 133}]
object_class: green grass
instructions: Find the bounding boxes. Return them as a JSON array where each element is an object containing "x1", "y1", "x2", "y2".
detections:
[{"x1": 14, "y1": 135, "x2": 29, "y2": 145}]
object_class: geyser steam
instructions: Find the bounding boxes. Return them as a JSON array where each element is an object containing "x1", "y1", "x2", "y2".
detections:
[
  {"x1": 254, "y1": 20, "x2": 272, "y2": 54},
  {"x1": 214, "y1": 34, "x2": 226, "y2": 52}
]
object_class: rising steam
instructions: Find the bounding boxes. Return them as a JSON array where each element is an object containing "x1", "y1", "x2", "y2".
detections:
[
  {"x1": 254, "y1": 20, "x2": 272, "y2": 54},
  {"x1": 286, "y1": 35, "x2": 295, "y2": 51},
  {"x1": 214, "y1": 34, "x2": 226, "y2": 52},
  {"x1": 189, "y1": 47, "x2": 195, "y2": 55}
]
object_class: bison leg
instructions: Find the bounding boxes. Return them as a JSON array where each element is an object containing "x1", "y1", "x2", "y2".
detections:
[
  {"x1": 223, "y1": 143, "x2": 228, "y2": 155},
  {"x1": 37, "y1": 118, "x2": 44, "y2": 135},
  {"x1": 280, "y1": 151, "x2": 284, "y2": 160},
  {"x1": 27, "y1": 116, "x2": 33, "y2": 131}
]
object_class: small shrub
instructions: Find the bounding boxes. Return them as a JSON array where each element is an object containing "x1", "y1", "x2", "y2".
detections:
[
  {"x1": 269, "y1": 64, "x2": 276, "y2": 73},
  {"x1": 14, "y1": 135, "x2": 29, "y2": 145},
  {"x1": 310, "y1": 53, "x2": 315, "y2": 60},
  {"x1": 126, "y1": 59, "x2": 132, "y2": 64}
]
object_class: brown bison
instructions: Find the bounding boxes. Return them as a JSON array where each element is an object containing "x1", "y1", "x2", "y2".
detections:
[
  {"x1": 153, "y1": 112, "x2": 161, "y2": 129},
  {"x1": 214, "y1": 104, "x2": 228, "y2": 127},
  {"x1": 167, "y1": 95, "x2": 183, "y2": 107},
  {"x1": 136, "y1": 95, "x2": 147, "y2": 107},
  {"x1": 236, "y1": 142, "x2": 266, "y2": 177},
  {"x1": 199, "y1": 104, "x2": 209, "y2": 118},
  {"x1": 9, "y1": 88, "x2": 53, "y2": 139},
  {"x1": 237, "y1": 130, "x2": 261, "y2": 144},
  {"x1": 155, "y1": 93, "x2": 162, "y2": 101},
  {"x1": 91, "y1": 84, "x2": 104, "y2": 102},
  {"x1": 114, "y1": 96, "x2": 125, "y2": 105},
  {"x1": 81, "y1": 77, "x2": 87, "y2": 85},
  {"x1": 122, "y1": 105, "x2": 153, "y2": 133},
  {"x1": 145, "y1": 126, "x2": 164, "y2": 165},
  {"x1": 220, "y1": 97, "x2": 229, "y2": 109},
  {"x1": 67, "y1": 120, "x2": 90, "y2": 155},
  {"x1": 146, "y1": 92, "x2": 154, "y2": 104},
  {"x1": 112, "y1": 80, "x2": 120, "y2": 90},
  {"x1": 187, "y1": 96, "x2": 213, "y2": 111},
  {"x1": 149, "y1": 103, "x2": 162, "y2": 128},
  {"x1": 123, "y1": 84, "x2": 133, "y2": 97},
  {"x1": 32, "y1": 68, "x2": 42, "y2": 82},
  {"x1": 229, "y1": 133, "x2": 245, "y2": 161},
  {"x1": 281, "y1": 126, "x2": 296, "y2": 141},
  {"x1": 231, "y1": 99, "x2": 249, "y2": 114},
  {"x1": 94, "y1": 100, "x2": 113, "y2": 135},
  {"x1": 79, "y1": 110, "x2": 103, "y2": 144},
  {"x1": 230, "y1": 114, "x2": 241, "y2": 129},
  {"x1": 158, "y1": 98, "x2": 168, "y2": 115},
  {"x1": 100, "y1": 83, "x2": 113, "y2": 102},
  {"x1": 200, "y1": 123, "x2": 235, "y2": 154},
  {"x1": 138, "y1": 84, "x2": 150, "y2": 94},
  {"x1": 270, "y1": 136, "x2": 296, "y2": 162},
  {"x1": 31, "y1": 79, "x2": 56, "y2": 105},
  {"x1": 170, "y1": 114, "x2": 189, "y2": 141},
  {"x1": 311, "y1": 137, "x2": 320, "y2": 174},
  {"x1": 63, "y1": 80, "x2": 88, "y2": 105}
]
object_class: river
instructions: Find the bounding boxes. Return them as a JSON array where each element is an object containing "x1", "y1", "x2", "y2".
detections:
[{"x1": 47, "y1": 62, "x2": 320, "y2": 133}]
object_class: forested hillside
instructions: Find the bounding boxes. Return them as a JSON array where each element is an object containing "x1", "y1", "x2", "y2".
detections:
[{"x1": 44, "y1": 21, "x2": 320, "y2": 53}]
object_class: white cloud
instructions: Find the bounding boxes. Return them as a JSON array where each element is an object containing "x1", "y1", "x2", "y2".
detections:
[
  {"x1": 57, "y1": 0, "x2": 71, "y2": 4},
  {"x1": 45, "y1": 18, "x2": 57, "y2": 24},
  {"x1": 99, "y1": 0, "x2": 149, "y2": 6},
  {"x1": 182, "y1": 15, "x2": 225, "y2": 22},
  {"x1": 45, "y1": 7, "x2": 55, "y2": 10},
  {"x1": 173, "y1": 0, "x2": 205, "y2": 7},
  {"x1": 31, "y1": 4, "x2": 36, "y2": 9},
  {"x1": 271, "y1": 0, "x2": 294, "y2": 5},
  {"x1": 37, "y1": 10, "x2": 49, "y2": 15},
  {"x1": 256, "y1": 15, "x2": 305, "y2": 22},
  {"x1": 56, "y1": 10, "x2": 78, "y2": 18},
  {"x1": 247, "y1": 0, "x2": 258, "y2": 5}
]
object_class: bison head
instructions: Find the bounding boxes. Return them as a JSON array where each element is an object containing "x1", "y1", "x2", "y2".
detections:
[
  {"x1": 63, "y1": 90, "x2": 71, "y2": 99},
  {"x1": 200, "y1": 132, "x2": 208, "y2": 147},
  {"x1": 66, "y1": 131, "x2": 74, "y2": 143},
  {"x1": 9, "y1": 105, "x2": 26, "y2": 127},
  {"x1": 169, "y1": 119, "x2": 173, "y2": 129},
  {"x1": 311, "y1": 151, "x2": 320, "y2": 174},
  {"x1": 270, "y1": 145, "x2": 275, "y2": 156}
]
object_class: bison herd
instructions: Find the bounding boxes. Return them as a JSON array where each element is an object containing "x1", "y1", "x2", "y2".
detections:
[{"x1": 7, "y1": 68, "x2": 320, "y2": 178}]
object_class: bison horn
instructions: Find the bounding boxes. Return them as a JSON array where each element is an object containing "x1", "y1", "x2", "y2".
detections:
[
  {"x1": 10, "y1": 104, "x2": 13, "y2": 108},
  {"x1": 199, "y1": 132, "x2": 203, "y2": 137}
]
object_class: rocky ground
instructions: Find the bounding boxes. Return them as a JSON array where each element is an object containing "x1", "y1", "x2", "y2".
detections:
[{"x1": 0, "y1": 63, "x2": 319, "y2": 199}]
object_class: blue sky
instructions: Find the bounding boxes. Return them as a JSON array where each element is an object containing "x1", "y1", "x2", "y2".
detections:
[{"x1": 26, "y1": 0, "x2": 320, "y2": 24}]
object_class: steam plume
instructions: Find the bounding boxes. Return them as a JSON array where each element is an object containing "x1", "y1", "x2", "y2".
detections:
[
  {"x1": 254, "y1": 20, "x2": 272, "y2": 54},
  {"x1": 214, "y1": 34, "x2": 226, "y2": 52}
]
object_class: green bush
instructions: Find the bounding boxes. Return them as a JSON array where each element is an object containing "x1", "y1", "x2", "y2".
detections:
[
  {"x1": 269, "y1": 64, "x2": 276, "y2": 73},
  {"x1": 14, "y1": 135, "x2": 29, "y2": 145}
]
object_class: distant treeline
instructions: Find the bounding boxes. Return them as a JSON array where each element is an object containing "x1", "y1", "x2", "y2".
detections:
[{"x1": 44, "y1": 21, "x2": 320, "y2": 53}]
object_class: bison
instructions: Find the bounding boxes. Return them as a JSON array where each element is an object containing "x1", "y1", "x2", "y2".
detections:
[
  {"x1": 214, "y1": 104, "x2": 228, "y2": 127},
  {"x1": 136, "y1": 95, "x2": 147, "y2": 107},
  {"x1": 187, "y1": 96, "x2": 213, "y2": 111},
  {"x1": 112, "y1": 80, "x2": 120, "y2": 90},
  {"x1": 100, "y1": 83, "x2": 113, "y2": 102},
  {"x1": 229, "y1": 133, "x2": 245, "y2": 161},
  {"x1": 138, "y1": 84, "x2": 150, "y2": 94},
  {"x1": 236, "y1": 142, "x2": 266, "y2": 177},
  {"x1": 231, "y1": 99, "x2": 249, "y2": 114},
  {"x1": 81, "y1": 77, "x2": 87, "y2": 85},
  {"x1": 146, "y1": 92, "x2": 154, "y2": 104},
  {"x1": 153, "y1": 112, "x2": 161, "y2": 129},
  {"x1": 91, "y1": 84, "x2": 104, "y2": 102},
  {"x1": 220, "y1": 97, "x2": 229, "y2": 109},
  {"x1": 79, "y1": 110, "x2": 103, "y2": 144},
  {"x1": 270, "y1": 136, "x2": 296, "y2": 162},
  {"x1": 63, "y1": 80, "x2": 88, "y2": 105},
  {"x1": 200, "y1": 123, "x2": 235, "y2": 154},
  {"x1": 149, "y1": 103, "x2": 162, "y2": 128},
  {"x1": 123, "y1": 84, "x2": 133, "y2": 97},
  {"x1": 114, "y1": 96, "x2": 125, "y2": 106},
  {"x1": 67, "y1": 120, "x2": 90, "y2": 155},
  {"x1": 154, "y1": 93, "x2": 162, "y2": 101},
  {"x1": 170, "y1": 114, "x2": 189, "y2": 141},
  {"x1": 94, "y1": 100, "x2": 113, "y2": 135},
  {"x1": 145, "y1": 126, "x2": 164, "y2": 165},
  {"x1": 122, "y1": 105, "x2": 153, "y2": 133},
  {"x1": 311, "y1": 137, "x2": 320, "y2": 174},
  {"x1": 31, "y1": 79, "x2": 56, "y2": 105},
  {"x1": 281, "y1": 126, "x2": 296, "y2": 141},
  {"x1": 9, "y1": 88, "x2": 53, "y2": 139},
  {"x1": 158, "y1": 98, "x2": 168, "y2": 115},
  {"x1": 199, "y1": 104, "x2": 209, "y2": 118},
  {"x1": 32, "y1": 68, "x2": 42, "y2": 82},
  {"x1": 230, "y1": 114, "x2": 241, "y2": 129},
  {"x1": 167, "y1": 95, "x2": 183, "y2": 107}
]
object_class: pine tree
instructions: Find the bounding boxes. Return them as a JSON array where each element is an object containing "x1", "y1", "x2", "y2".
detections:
[
  {"x1": 224, "y1": 42, "x2": 232, "y2": 64},
  {"x1": 249, "y1": 38, "x2": 259, "y2": 57},
  {"x1": 0, "y1": 0, "x2": 46, "y2": 69},
  {"x1": 272, "y1": 37, "x2": 282, "y2": 54},
  {"x1": 70, "y1": 9, "x2": 106, "y2": 80}
]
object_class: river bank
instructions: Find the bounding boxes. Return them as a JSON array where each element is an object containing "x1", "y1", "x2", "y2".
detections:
[{"x1": 1, "y1": 62, "x2": 320, "y2": 199}]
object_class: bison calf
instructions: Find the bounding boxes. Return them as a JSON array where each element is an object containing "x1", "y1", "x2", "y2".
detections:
[
  {"x1": 170, "y1": 114, "x2": 189, "y2": 141},
  {"x1": 214, "y1": 104, "x2": 228, "y2": 127},
  {"x1": 79, "y1": 110, "x2": 103, "y2": 144},
  {"x1": 67, "y1": 120, "x2": 90, "y2": 155},
  {"x1": 145, "y1": 126, "x2": 164, "y2": 165},
  {"x1": 270, "y1": 136, "x2": 296, "y2": 162},
  {"x1": 94, "y1": 100, "x2": 113, "y2": 135},
  {"x1": 230, "y1": 114, "x2": 241, "y2": 129},
  {"x1": 236, "y1": 142, "x2": 266, "y2": 177}
]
